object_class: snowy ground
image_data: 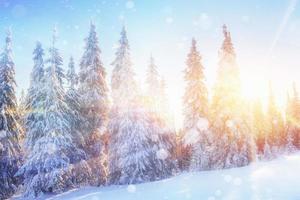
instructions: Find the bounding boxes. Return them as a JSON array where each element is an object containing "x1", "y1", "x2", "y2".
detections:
[{"x1": 16, "y1": 152, "x2": 300, "y2": 200}]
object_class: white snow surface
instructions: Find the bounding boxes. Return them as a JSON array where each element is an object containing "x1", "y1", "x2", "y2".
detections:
[{"x1": 18, "y1": 152, "x2": 300, "y2": 200}]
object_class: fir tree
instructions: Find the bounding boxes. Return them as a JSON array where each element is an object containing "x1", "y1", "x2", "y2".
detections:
[
  {"x1": 285, "y1": 83, "x2": 300, "y2": 150},
  {"x1": 46, "y1": 28, "x2": 64, "y2": 86},
  {"x1": 66, "y1": 57, "x2": 84, "y2": 149},
  {"x1": 146, "y1": 55, "x2": 161, "y2": 112},
  {"x1": 111, "y1": 26, "x2": 137, "y2": 107},
  {"x1": 0, "y1": 30, "x2": 22, "y2": 199},
  {"x1": 24, "y1": 41, "x2": 45, "y2": 150},
  {"x1": 265, "y1": 83, "x2": 285, "y2": 158},
  {"x1": 18, "y1": 30, "x2": 90, "y2": 198},
  {"x1": 210, "y1": 25, "x2": 255, "y2": 169},
  {"x1": 145, "y1": 55, "x2": 177, "y2": 177},
  {"x1": 109, "y1": 27, "x2": 175, "y2": 184},
  {"x1": 182, "y1": 38, "x2": 210, "y2": 171},
  {"x1": 78, "y1": 23, "x2": 109, "y2": 185}
]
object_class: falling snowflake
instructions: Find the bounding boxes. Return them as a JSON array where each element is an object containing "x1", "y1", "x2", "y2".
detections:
[
  {"x1": 226, "y1": 120, "x2": 234, "y2": 128},
  {"x1": 208, "y1": 196, "x2": 215, "y2": 200},
  {"x1": 233, "y1": 177, "x2": 242, "y2": 186},
  {"x1": 183, "y1": 128, "x2": 199, "y2": 145},
  {"x1": 193, "y1": 13, "x2": 212, "y2": 30},
  {"x1": 0, "y1": 130, "x2": 6, "y2": 139},
  {"x1": 47, "y1": 143, "x2": 57, "y2": 154},
  {"x1": 215, "y1": 189, "x2": 222, "y2": 196},
  {"x1": 156, "y1": 148, "x2": 168, "y2": 160},
  {"x1": 165, "y1": 17, "x2": 173, "y2": 24},
  {"x1": 127, "y1": 184, "x2": 136, "y2": 193},
  {"x1": 11, "y1": 4, "x2": 27, "y2": 18},
  {"x1": 126, "y1": 1, "x2": 135, "y2": 9},
  {"x1": 197, "y1": 118, "x2": 209, "y2": 131},
  {"x1": 224, "y1": 174, "x2": 232, "y2": 182},
  {"x1": 242, "y1": 15, "x2": 250, "y2": 23}
]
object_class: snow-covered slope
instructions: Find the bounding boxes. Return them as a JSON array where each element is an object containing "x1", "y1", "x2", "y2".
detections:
[{"x1": 21, "y1": 152, "x2": 300, "y2": 200}]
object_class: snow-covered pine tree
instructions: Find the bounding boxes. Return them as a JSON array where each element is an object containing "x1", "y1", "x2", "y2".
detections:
[
  {"x1": 0, "y1": 30, "x2": 22, "y2": 199},
  {"x1": 46, "y1": 28, "x2": 64, "y2": 86},
  {"x1": 78, "y1": 23, "x2": 109, "y2": 185},
  {"x1": 210, "y1": 25, "x2": 255, "y2": 169},
  {"x1": 17, "y1": 30, "x2": 90, "y2": 198},
  {"x1": 146, "y1": 55, "x2": 161, "y2": 112},
  {"x1": 66, "y1": 57, "x2": 84, "y2": 149},
  {"x1": 145, "y1": 55, "x2": 177, "y2": 178},
  {"x1": 109, "y1": 27, "x2": 175, "y2": 184},
  {"x1": 265, "y1": 83, "x2": 285, "y2": 158},
  {"x1": 181, "y1": 38, "x2": 210, "y2": 171},
  {"x1": 24, "y1": 41, "x2": 46, "y2": 151},
  {"x1": 285, "y1": 83, "x2": 300, "y2": 150},
  {"x1": 111, "y1": 26, "x2": 138, "y2": 107}
]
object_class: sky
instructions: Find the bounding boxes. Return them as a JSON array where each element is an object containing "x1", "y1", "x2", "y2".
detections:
[{"x1": 0, "y1": 0, "x2": 300, "y2": 128}]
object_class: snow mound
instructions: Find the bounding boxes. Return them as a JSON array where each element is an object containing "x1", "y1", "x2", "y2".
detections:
[{"x1": 39, "y1": 152, "x2": 300, "y2": 200}]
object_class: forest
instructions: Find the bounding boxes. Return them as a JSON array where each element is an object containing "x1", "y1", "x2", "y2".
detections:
[{"x1": 0, "y1": 23, "x2": 299, "y2": 199}]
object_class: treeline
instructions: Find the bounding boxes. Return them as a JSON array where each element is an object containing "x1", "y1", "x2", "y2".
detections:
[{"x1": 0, "y1": 24, "x2": 298, "y2": 199}]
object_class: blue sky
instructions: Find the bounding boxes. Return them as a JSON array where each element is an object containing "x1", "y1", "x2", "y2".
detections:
[{"x1": 0, "y1": 0, "x2": 299, "y2": 126}]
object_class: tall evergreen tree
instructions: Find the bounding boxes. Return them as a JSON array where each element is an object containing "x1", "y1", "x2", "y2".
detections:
[
  {"x1": 145, "y1": 55, "x2": 177, "y2": 177},
  {"x1": 111, "y1": 26, "x2": 138, "y2": 107},
  {"x1": 24, "y1": 41, "x2": 45, "y2": 150},
  {"x1": 210, "y1": 25, "x2": 255, "y2": 169},
  {"x1": 109, "y1": 27, "x2": 175, "y2": 184},
  {"x1": 0, "y1": 30, "x2": 22, "y2": 199},
  {"x1": 78, "y1": 23, "x2": 109, "y2": 185},
  {"x1": 18, "y1": 30, "x2": 90, "y2": 198},
  {"x1": 66, "y1": 57, "x2": 84, "y2": 149},
  {"x1": 265, "y1": 83, "x2": 285, "y2": 158},
  {"x1": 182, "y1": 38, "x2": 210, "y2": 171},
  {"x1": 46, "y1": 28, "x2": 64, "y2": 86},
  {"x1": 285, "y1": 83, "x2": 300, "y2": 150},
  {"x1": 146, "y1": 55, "x2": 161, "y2": 112}
]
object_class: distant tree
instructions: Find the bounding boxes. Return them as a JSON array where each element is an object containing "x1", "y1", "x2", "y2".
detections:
[
  {"x1": 66, "y1": 57, "x2": 85, "y2": 149},
  {"x1": 210, "y1": 25, "x2": 255, "y2": 169},
  {"x1": 0, "y1": 30, "x2": 22, "y2": 199},
  {"x1": 78, "y1": 23, "x2": 109, "y2": 185},
  {"x1": 145, "y1": 55, "x2": 177, "y2": 177},
  {"x1": 285, "y1": 83, "x2": 300, "y2": 150},
  {"x1": 181, "y1": 38, "x2": 210, "y2": 171},
  {"x1": 265, "y1": 83, "x2": 285, "y2": 158}
]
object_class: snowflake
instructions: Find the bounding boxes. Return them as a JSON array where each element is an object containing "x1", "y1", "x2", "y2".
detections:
[
  {"x1": 183, "y1": 128, "x2": 199, "y2": 145},
  {"x1": 233, "y1": 177, "x2": 242, "y2": 186},
  {"x1": 126, "y1": 1, "x2": 135, "y2": 9},
  {"x1": 156, "y1": 148, "x2": 168, "y2": 160},
  {"x1": 0, "y1": 130, "x2": 6, "y2": 139},
  {"x1": 11, "y1": 4, "x2": 27, "y2": 18},
  {"x1": 242, "y1": 15, "x2": 250, "y2": 23},
  {"x1": 215, "y1": 189, "x2": 222, "y2": 196},
  {"x1": 197, "y1": 118, "x2": 209, "y2": 131},
  {"x1": 226, "y1": 120, "x2": 234, "y2": 128},
  {"x1": 127, "y1": 184, "x2": 136, "y2": 193},
  {"x1": 47, "y1": 143, "x2": 57, "y2": 154},
  {"x1": 224, "y1": 174, "x2": 232, "y2": 182},
  {"x1": 165, "y1": 17, "x2": 173, "y2": 24}
]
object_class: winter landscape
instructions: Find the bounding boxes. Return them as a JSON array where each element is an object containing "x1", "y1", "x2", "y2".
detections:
[{"x1": 0, "y1": 0, "x2": 300, "y2": 199}]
